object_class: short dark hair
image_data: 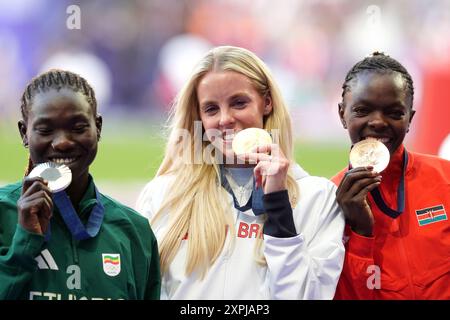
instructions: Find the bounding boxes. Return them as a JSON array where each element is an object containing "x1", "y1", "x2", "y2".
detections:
[
  {"x1": 20, "y1": 69, "x2": 97, "y2": 120},
  {"x1": 341, "y1": 52, "x2": 414, "y2": 107}
]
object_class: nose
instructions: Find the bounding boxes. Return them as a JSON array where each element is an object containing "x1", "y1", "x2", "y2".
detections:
[
  {"x1": 219, "y1": 109, "x2": 235, "y2": 128},
  {"x1": 368, "y1": 111, "x2": 388, "y2": 130},
  {"x1": 51, "y1": 131, "x2": 75, "y2": 151}
]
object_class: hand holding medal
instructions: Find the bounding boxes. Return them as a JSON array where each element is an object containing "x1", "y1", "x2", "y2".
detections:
[
  {"x1": 232, "y1": 128, "x2": 289, "y2": 194},
  {"x1": 18, "y1": 162, "x2": 72, "y2": 236},
  {"x1": 27, "y1": 162, "x2": 103, "y2": 241},
  {"x1": 335, "y1": 139, "x2": 390, "y2": 237}
]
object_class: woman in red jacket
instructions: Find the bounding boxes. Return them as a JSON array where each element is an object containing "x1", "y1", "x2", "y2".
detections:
[{"x1": 333, "y1": 52, "x2": 450, "y2": 299}]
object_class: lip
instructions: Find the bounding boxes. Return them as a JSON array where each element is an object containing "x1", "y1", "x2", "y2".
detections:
[
  {"x1": 362, "y1": 136, "x2": 392, "y2": 144},
  {"x1": 47, "y1": 155, "x2": 80, "y2": 165}
]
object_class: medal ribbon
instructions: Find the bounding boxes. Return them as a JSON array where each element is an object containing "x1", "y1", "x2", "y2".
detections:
[
  {"x1": 220, "y1": 166, "x2": 265, "y2": 215},
  {"x1": 370, "y1": 151, "x2": 408, "y2": 218},
  {"x1": 348, "y1": 148, "x2": 408, "y2": 219},
  {"x1": 45, "y1": 186, "x2": 105, "y2": 241}
]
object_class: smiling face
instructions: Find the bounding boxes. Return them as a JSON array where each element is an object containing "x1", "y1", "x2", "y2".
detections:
[
  {"x1": 19, "y1": 88, "x2": 102, "y2": 185},
  {"x1": 339, "y1": 72, "x2": 415, "y2": 155},
  {"x1": 197, "y1": 70, "x2": 272, "y2": 162}
]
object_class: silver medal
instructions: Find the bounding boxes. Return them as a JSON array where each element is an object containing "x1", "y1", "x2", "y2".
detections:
[{"x1": 28, "y1": 162, "x2": 72, "y2": 193}]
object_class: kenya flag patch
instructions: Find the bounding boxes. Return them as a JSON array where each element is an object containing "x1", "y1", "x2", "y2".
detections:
[{"x1": 416, "y1": 205, "x2": 447, "y2": 227}]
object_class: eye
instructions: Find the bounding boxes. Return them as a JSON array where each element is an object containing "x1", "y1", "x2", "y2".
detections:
[
  {"x1": 34, "y1": 126, "x2": 53, "y2": 135},
  {"x1": 232, "y1": 98, "x2": 248, "y2": 108},
  {"x1": 73, "y1": 123, "x2": 90, "y2": 133},
  {"x1": 387, "y1": 110, "x2": 405, "y2": 120},
  {"x1": 352, "y1": 106, "x2": 370, "y2": 116},
  {"x1": 203, "y1": 105, "x2": 219, "y2": 115}
]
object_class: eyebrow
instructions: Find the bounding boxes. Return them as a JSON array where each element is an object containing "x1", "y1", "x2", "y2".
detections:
[
  {"x1": 353, "y1": 98, "x2": 407, "y2": 109},
  {"x1": 32, "y1": 114, "x2": 91, "y2": 125},
  {"x1": 228, "y1": 93, "x2": 250, "y2": 101}
]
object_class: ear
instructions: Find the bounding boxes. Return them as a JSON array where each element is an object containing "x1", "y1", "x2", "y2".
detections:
[
  {"x1": 406, "y1": 109, "x2": 416, "y2": 133},
  {"x1": 263, "y1": 95, "x2": 273, "y2": 116},
  {"x1": 95, "y1": 114, "x2": 103, "y2": 141},
  {"x1": 18, "y1": 120, "x2": 28, "y2": 147},
  {"x1": 338, "y1": 103, "x2": 347, "y2": 129}
]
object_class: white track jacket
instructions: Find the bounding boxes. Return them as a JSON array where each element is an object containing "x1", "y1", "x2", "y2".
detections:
[{"x1": 136, "y1": 164, "x2": 345, "y2": 300}]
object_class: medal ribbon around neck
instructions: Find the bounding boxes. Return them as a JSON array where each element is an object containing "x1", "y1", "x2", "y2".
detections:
[
  {"x1": 45, "y1": 187, "x2": 105, "y2": 241},
  {"x1": 370, "y1": 151, "x2": 408, "y2": 218},
  {"x1": 348, "y1": 148, "x2": 408, "y2": 219},
  {"x1": 220, "y1": 165, "x2": 265, "y2": 216}
]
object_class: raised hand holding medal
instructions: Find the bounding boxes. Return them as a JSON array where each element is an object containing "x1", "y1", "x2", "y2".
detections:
[
  {"x1": 335, "y1": 138, "x2": 389, "y2": 237},
  {"x1": 233, "y1": 128, "x2": 289, "y2": 195},
  {"x1": 25, "y1": 162, "x2": 104, "y2": 241}
]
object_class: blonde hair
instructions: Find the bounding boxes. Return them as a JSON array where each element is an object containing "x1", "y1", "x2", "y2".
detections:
[{"x1": 152, "y1": 46, "x2": 299, "y2": 277}]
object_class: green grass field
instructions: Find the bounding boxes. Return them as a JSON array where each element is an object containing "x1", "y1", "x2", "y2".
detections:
[{"x1": 0, "y1": 120, "x2": 348, "y2": 183}]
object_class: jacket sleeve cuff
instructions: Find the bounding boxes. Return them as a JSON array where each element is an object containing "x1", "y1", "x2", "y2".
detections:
[
  {"x1": 347, "y1": 229, "x2": 374, "y2": 259},
  {"x1": 263, "y1": 190, "x2": 297, "y2": 238}
]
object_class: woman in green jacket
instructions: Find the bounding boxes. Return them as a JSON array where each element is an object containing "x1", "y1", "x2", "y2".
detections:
[{"x1": 0, "y1": 69, "x2": 160, "y2": 300}]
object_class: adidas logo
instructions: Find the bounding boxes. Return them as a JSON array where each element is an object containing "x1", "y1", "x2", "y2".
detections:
[{"x1": 35, "y1": 249, "x2": 59, "y2": 270}]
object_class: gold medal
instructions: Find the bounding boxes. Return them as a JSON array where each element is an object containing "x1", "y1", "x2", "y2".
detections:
[
  {"x1": 232, "y1": 128, "x2": 272, "y2": 155},
  {"x1": 28, "y1": 162, "x2": 72, "y2": 192},
  {"x1": 349, "y1": 138, "x2": 390, "y2": 172}
]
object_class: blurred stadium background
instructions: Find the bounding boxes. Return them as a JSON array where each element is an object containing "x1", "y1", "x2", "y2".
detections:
[{"x1": 1, "y1": 0, "x2": 449, "y2": 208}]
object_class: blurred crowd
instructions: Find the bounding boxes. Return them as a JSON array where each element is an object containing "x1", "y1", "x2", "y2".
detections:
[{"x1": 0, "y1": 0, "x2": 449, "y2": 151}]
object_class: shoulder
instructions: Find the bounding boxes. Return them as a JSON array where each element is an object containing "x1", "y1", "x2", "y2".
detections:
[
  {"x1": 297, "y1": 175, "x2": 338, "y2": 203},
  {"x1": 291, "y1": 163, "x2": 340, "y2": 216},
  {"x1": 330, "y1": 167, "x2": 347, "y2": 186},
  {"x1": 291, "y1": 166, "x2": 344, "y2": 235},
  {"x1": 0, "y1": 181, "x2": 22, "y2": 204},
  {"x1": 139, "y1": 174, "x2": 176, "y2": 197},
  {"x1": 99, "y1": 193, "x2": 155, "y2": 237},
  {"x1": 135, "y1": 174, "x2": 176, "y2": 219},
  {"x1": 291, "y1": 163, "x2": 337, "y2": 195},
  {"x1": 411, "y1": 151, "x2": 450, "y2": 170},
  {"x1": 409, "y1": 151, "x2": 450, "y2": 182}
]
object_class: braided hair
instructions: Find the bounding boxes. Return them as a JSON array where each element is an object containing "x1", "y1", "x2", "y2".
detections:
[
  {"x1": 21, "y1": 69, "x2": 98, "y2": 175},
  {"x1": 341, "y1": 52, "x2": 414, "y2": 107},
  {"x1": 21, "y1": 69, "x2": 97, "y2": 120}
]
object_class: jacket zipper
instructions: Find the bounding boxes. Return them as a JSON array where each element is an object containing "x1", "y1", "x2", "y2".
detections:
[
  {"x1": 395, "y1": 219, "x2": 416, "y2": 298},
  {"x1": 70, "y1": 236, "x2": 79, "y2": 265}
]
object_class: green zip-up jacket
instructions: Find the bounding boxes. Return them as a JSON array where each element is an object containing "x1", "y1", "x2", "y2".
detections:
[{"x1": 0, "y1": 177, "x2": 161, "y2": 300}]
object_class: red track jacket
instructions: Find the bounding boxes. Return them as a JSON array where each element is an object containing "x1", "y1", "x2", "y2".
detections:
[{"x1": 332, "y1": 145, "x2": 450, "y2": 299}]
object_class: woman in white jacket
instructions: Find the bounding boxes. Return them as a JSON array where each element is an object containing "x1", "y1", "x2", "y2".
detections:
[{"x1": 136, "y1": 46, "x2": 345, "y2": 300}]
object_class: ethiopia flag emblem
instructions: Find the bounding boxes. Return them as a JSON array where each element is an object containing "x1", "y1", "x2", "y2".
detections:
[
  {"x1": 416, "y1": 205, "x2": 447, "y2": 227},
  {"x1": 102, "y1": 254, "x2": 121, "y2": 276}
]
